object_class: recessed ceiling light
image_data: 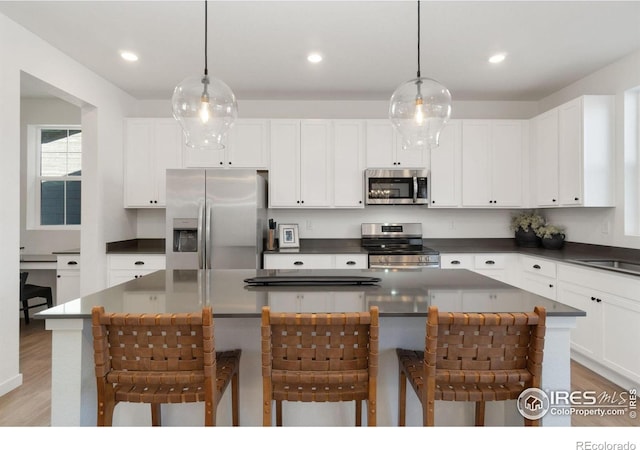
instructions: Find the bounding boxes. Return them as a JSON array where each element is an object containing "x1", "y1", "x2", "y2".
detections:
[
  {"x1": 489, "y1": 53, "x2": 506, "y2": 64},
  {"x1": 307, "y1": 53, "x2": 323, "y2": 63},
  {"x1": 120, "y1": 51, "x2": 139, "y2": 62}
]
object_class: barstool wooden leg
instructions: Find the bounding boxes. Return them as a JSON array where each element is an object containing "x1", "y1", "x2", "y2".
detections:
[
  {"x1": 276, "y1": 400, "x2": 283, "y2": 426},
  {"x1": 475, "y1": 401, "x2": 485, "y2": 426},
  {"x1": 151, "y1": 403, "x2": 161, "y2": 426},
  {"x1": 398, "y1": 368, "x2": 407, "y2": 426},
  {"x1": 231, "y1": 371, "x2": 239, "y2": 426},
  {"x1": 355, "y1": 400, "x2": 362, "y2": 426}
]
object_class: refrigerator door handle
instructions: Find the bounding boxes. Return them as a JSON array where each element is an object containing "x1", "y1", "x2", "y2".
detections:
[
  {"x1": 197, "y1": 200, "x2": 205, "y2": 269},
  {"x1": 206, "y1": 201, "x2": 213, "y2": 269}
]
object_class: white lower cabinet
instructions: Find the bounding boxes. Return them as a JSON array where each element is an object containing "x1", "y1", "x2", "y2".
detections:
[
  {"x1": 107, "y1": 254, "x2": 166, "y2": 287},
  {"x1": 557, "y1": 263, "x2": 640, "y2": 387},
  {"x1": 56, "y1": 255, "x2": 81, "y2": 304},
  {"x1": 263, "y1": 253, "x2": 367, "y2": 270}
]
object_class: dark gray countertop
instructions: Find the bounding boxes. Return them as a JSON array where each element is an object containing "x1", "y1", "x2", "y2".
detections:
[
  {"x1": 266, "y1": 238, "x2": 640, "y2": 265},
  {"x1": 36, "y1": 268, "x2": 584, "y2": 319}
]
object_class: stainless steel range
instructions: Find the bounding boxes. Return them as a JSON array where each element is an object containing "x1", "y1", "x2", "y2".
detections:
[{"x1": 361, "y1": 223, "x2": 440, "y2": 269}]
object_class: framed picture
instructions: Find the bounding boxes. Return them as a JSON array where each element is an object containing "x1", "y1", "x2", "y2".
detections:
[{"x1": 278, "y1": 223, "x2": 299, "y2": 248}]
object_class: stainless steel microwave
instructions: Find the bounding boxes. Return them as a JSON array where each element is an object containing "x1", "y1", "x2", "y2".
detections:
[{"x1": 365, "y1": 169, "x2": 429, "y2": 205}]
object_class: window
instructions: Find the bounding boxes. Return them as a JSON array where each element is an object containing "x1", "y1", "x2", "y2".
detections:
[
  {"x1": 624, "y1": 87, "x2": 640, "y2": 236},
  {"x1": 27, "y1": 126, "x2": 81, "y2": 228}
]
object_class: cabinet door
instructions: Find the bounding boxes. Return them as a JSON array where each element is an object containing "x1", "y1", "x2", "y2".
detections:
[
  {"x1": 300, "y1": 120, "x2": 331, "y2": 207},
  {"x1": 556, "y1": 282, "x2": 601, "y2": 359},
  {"x1": 269, "y1": 120, "x2": 300, "y2": 207},
  {"x1": 491, "y1": 121, "x2": 523, "y2": 207},
  {"x1": 430, "y1": 120, "x2": 461, "y2": 207},
  {"x1": 601, "y1": 292, "x2": 640, "y2": 384},
  {"x1": 226, "y1": 119, "x2": 269, "y2": 168},
  {"x1": 333, "y1": 120, "x2": 365, "y2": 208},
  {"x1": 124, "y1": 119, "x2": 182, "y2": 207},
  {"x1": 124, "y1": 120, "x2": 156, "y2": 207},
  {"x1": 533, "y1": 109, "x2": 559, "y2": 207},
  {"x1": 558, "y1": 98, "x2": 583, "y2": 206},
  {"x1": 56, "y1": 271, "x2": 80, "y2": 304},
  {"x1": 365, "y1": 120, "x2": 396, "y2": 167},
  {"x1": 461, "y1": 121, "x2": 492, "y2": 206}
]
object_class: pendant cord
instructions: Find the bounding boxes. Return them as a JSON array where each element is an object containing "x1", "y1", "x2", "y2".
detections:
[
  {"x1": 416, "y1": 1, "x2": 421, "y2": 79},
  {"x1": 204, "y1": 0, "x2": 208, "y2": 76}
]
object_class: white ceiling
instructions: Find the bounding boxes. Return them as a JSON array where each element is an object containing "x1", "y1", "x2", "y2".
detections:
[{"x1": 2, "y1": 0, "x2": 640, "y2": 102}]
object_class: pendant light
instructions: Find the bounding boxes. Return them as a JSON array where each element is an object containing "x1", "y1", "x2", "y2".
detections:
[
  {"x1": 172, "y1": 1, "x2": 237, "y2": 150},
  {"x1": 389, "y1": 1, "x2": 451, "y2": 150}
]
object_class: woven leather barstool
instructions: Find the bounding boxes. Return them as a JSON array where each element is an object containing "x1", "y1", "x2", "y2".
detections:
[
  {"x1": 261, "y1": 306, "x2": 379, "y2": 426},
  {"x1": 396, "y1": 305, "x2": 546, "y2": 426},
  {"x1": 91, "y1": 306, "x2": 240, "y2": 426}
]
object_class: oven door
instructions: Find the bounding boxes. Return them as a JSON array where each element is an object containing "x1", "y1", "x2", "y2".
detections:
[{"x1": 365, "y1": 169, "x2": 429, "y2": 205}]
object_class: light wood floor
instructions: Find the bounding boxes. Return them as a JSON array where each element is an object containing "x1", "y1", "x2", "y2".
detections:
[{"x1": 0, "y1": 319, "x2": 636, "y2": 426}]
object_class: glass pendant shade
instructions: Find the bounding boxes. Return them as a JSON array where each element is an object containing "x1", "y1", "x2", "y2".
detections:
[
  {"x1": 172, "y1": 74, "x2": 237, "y2": 150},
  {"x1": 389, "y1": 76, "x2": 452, "y2": 150}
]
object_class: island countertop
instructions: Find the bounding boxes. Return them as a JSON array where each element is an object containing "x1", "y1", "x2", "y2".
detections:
[{"x1": 37, "y1": 268, "x2": 584, "y2": 319}]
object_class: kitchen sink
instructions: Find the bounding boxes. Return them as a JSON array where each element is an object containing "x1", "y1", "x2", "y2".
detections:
[{"x1": 571, "y1": 259, "x2": 640, "y2": 276}]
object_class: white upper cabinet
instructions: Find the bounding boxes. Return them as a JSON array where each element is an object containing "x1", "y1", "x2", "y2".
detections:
[
  {"x1": 269, "y1": 120, "x2": 332, "y2": 208},
  {"x1": 429, "y1": 120, "x2": 462, "y2": 207},
  {"x1": 332, "y1": 120, "x2": 365, "y2": 208},
  {"x1": 269, "y1": 120, "x2": 364, "y2": 209},
  {"x1": 182, "y1": 119, "x2": 269, "y2": 168},
  {"x1": 461, "y1": 120, "x2": 525, "y2": 207},
  {"x1": 532, "y1": 95, "x2": 614, "y2": 207},
  {"x1": 365, "y1": 120, "x2": 427, "y2": 169},
  {"x1": 124, "y1": 118, "x2": 183, "y2": 208}
]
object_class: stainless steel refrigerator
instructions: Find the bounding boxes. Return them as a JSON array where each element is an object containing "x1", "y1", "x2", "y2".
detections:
[{"x1": 165, "y1": 169, "x2": 267, "y2": 270}]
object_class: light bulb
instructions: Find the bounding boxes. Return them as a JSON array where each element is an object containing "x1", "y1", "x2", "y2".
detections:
[
  {"x1": 414, "y1": 97, "x2": 425, "y2": 125},
  {"x1": 199, "y1": 94, "x2": 210, "y2": 123}
]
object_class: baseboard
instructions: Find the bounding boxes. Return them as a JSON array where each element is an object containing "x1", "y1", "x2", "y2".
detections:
[
  {"x1": 0, "y1": 373, "x2": 23, "y2": 397},
  {"x1": 571, "y1": 352, "x2": 637, "y2": 391}
]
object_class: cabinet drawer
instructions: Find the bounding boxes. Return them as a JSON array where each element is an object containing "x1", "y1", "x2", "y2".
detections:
[
  {"x1": 263, "y1": 254, "x2": 333, "y2": 269},
  {"x1": 521, "y1": 256, "x2": 556, "y2": 278},
  {"x1": 108, "y1": 255, "x2": 166, "y2": 270},
  {"x1": 473, "y1": 254, "x2": 506, "y2": 269},
  {"x1": 441, "y1": 254, "x2": 474, "y2": 269},
  {"x1": 57, "y1": 255, "x2": 81, "y2": 271},
  {"x1": 334, "y1": 254, "x2": 368, "y2": 269}
]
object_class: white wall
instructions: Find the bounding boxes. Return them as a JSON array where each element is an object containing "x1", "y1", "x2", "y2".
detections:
[
  {"x1": 20, "y1": 98, "x2": 81, "y2": 254},
  {"x1": 0, "y1": 12, "x2": 137, "y2": 397}
]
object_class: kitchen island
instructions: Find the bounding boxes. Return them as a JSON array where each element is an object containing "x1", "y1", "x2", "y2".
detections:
[{"x1": 37, "y1": 268, "x2": 583, "y2": 427}]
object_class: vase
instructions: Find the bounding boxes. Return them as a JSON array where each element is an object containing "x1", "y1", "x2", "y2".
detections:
[
  {"x1": 541, "y1": 234, "x2": 565, "y2": 250},
  {"x1": 514, "y1": 229, "x2": 541, "y2": 247}
]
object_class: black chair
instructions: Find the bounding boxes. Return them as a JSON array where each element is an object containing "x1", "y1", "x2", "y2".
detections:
[{"x1": 20, "y1": 272, "x2": 53, "y2": 325}]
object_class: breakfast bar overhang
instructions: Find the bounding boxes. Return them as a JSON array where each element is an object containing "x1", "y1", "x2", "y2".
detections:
[{"x1": 36, "y1": 268, "x2": 584, "y2": 426}]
